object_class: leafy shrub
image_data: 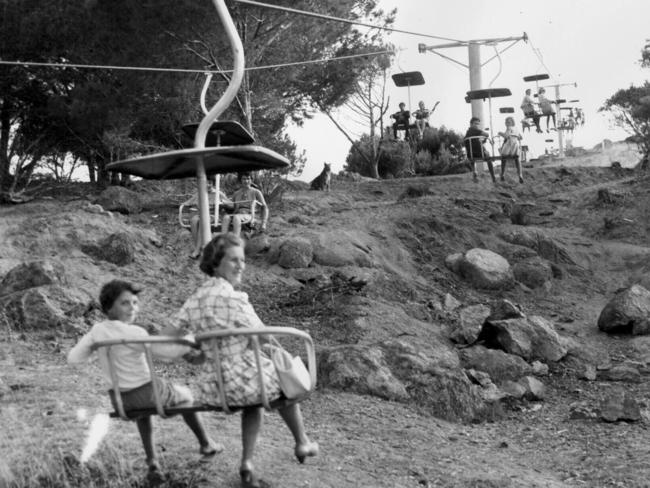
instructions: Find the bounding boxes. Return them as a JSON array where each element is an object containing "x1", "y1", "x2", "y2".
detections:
[{"x1": 345, "y1": 136, "x2": 413, "y2": 178}]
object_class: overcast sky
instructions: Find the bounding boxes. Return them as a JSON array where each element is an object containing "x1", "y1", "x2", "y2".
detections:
[{"x1": 289, "y1": 0, "x2": 650, "y2": 181}]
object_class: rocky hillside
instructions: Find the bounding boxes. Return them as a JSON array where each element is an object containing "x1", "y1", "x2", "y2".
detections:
[{"x1": 2, "y1": 160, "x2": 650, "y2": 487}]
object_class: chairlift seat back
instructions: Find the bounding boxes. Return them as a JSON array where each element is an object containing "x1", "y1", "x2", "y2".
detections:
[
  {"x1": 499, "y1": 107, "x2": 515, "y2": 113},
  {"x1": 466, "y1": 88, "x2": 512, "y2": 100},
  {"x1": 523, "y1": 74, "x2": 550, "y2": 82},
  {"x1": 92, "y1": 327, "x2": 317, "y2": 420},
  {"x1": 182, "y1": 121, "x2": 254, "y2": 147}
]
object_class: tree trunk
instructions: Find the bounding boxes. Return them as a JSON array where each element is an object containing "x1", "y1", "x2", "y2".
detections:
[{"x1": 0, "y1": 101, "x2": 12, "y2": 191}]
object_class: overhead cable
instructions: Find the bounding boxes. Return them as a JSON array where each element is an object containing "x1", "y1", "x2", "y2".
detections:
[
  {"x1": 0, "y1": 48, "x2": 396, "y2": 75},
  {"x1": 232, "y1": 0, "x2": 464, "y2": 43}
]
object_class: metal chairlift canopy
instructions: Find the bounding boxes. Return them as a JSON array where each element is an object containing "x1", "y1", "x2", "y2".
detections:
[
  {"x1": 106, "y1": 146, "x2": 289, "y2": 180},
  {"x1": 182, "y1": 120, "x2": 254, "y2": 147},
  {"x1": 466, "y1": 88, "x2": 512, "y2": 101},
  {"x1": 523, "y1": 74, "x2": 550, "y2": 82},
  {"x1": 391, "y1": 71, "x2": 425, "y2": 87}
]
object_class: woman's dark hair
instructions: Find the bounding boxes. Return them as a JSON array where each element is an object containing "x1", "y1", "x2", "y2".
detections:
[
  {"x1": 99, "y1": 280, "x2": 141, "y2": 314},
  {"x1": 199, "y1": 233, "x2": 244, "y2": 276}
]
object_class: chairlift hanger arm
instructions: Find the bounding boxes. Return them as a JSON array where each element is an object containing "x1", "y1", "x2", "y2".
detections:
[
  {"x1": 481, "y1": 39, "x2": 522, "y2": 67},
  {"x1": 427, "y1": 49, "x2": 468, "y2": 69},
  {"x1": 419, "y1": 33, "x2": 526, "y2": 52}
]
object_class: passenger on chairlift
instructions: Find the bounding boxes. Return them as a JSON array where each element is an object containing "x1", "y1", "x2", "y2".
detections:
[
  {"x1": 221, "y1": 172, "x2": 268, "y2": 237},
  {"x1": 67, "y1": 280, "x2": 221, "y2": 477},
  {"x1": 464, "y1": 117, "x2": 494, "y2": 182},
  {"x1": 520, "y1": 89, "x2": 542, "y2": 133},
  {"x1": 538, "y1": 88, "x2": 557, "y2": 132},
  {"x1": 391, "y1": 102, "x2": 411, "y2": 140}
]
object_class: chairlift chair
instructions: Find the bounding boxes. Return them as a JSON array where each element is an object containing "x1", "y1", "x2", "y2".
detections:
[
  {"x1": 107, "y1": 3, "x2": 288, "y2": 247},
  {"x1": 101, "y1": 0, "x2": 315, "y2": 424},
  {"x1": 93, "y1": 327, "x2": 317, "y2": 420}
]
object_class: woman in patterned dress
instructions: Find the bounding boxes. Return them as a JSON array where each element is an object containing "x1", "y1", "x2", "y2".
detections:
[{"x1": 171, "y1": 233, "x2": 318, "y2": 488}]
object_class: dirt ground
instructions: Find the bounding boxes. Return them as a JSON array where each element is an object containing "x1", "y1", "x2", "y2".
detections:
[{"x1": 2, "y1": 148, "x2": 650, "y2": 488}]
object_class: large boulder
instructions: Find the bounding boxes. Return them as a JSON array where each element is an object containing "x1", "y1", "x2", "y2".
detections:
[
  {"x1": 0, "y1": 285, "x2": 91, "y2": 331},
  {"x1": 597, "y1": 285, "x2": 650, "y2": 335},
  {"x1": 276, "y1": 238, "x2": 313, "y2": 269},
  {"x1": 457, "y1": 248, "x2": 515, "y2": 290},
  {"x1": 459, "y1": 345, "x2": 533, "y2": 382},
  {"x1": 95, "y1": 186, "x2": 143, "y2": 215},
  {"x1": 0, "y1": 261, "x2": 66, "y2": 297},
  {"x1": 498, "y1": 228, "x2": 579, "y2": 266},
  {"x1": 318, "y1": 345, "x2": 409, "y2": 401},
  {"x1": 82, "y1": 232, "x2": 136, "y2": 266},
  {"x1": 484, "y1": 315, "x2": 567, "y2": 362},
  {"x1": 319, "y1": 338, "x2": 492, "y2": 423}
]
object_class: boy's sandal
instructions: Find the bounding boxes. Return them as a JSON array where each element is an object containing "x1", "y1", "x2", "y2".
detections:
[{"x1": 240, "y1": 469, "x2": 272, "y2": 488}]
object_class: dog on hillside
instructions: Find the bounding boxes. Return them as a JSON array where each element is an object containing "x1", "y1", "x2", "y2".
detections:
[{"x1": 310, "y1": 163, "x2": 331, "y2": 191}]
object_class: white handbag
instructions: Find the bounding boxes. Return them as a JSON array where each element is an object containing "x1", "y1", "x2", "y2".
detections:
[{"x1": 270, "y1": 340, "x2": 312, "y2": 399}]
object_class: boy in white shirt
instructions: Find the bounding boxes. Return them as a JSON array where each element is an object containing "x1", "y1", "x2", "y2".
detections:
[{"x1": 68, "y1": 280, "x2": 222, "y2": 475}]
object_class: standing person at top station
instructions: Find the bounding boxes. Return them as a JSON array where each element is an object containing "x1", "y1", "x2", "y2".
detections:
[
  {"x1": 537, "y1": 88, "x2": 556, "y2": 132},
  {"x1": 391, "y1": 102, "x2": 411, "y2": 140},
  {"x1": 520, "y1": 89, "x2": 542, "y2": 133}
]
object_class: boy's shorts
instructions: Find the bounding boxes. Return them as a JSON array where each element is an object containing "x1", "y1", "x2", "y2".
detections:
[{"x1": 109, "y1": 377, "x2": 192, "y2": 412}]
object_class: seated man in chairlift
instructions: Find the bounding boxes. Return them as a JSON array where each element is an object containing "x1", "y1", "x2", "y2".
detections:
[
  {"x1": 391, "y1": 102, "x2": 411, "y2": 140},
  {"x1": 221, "y1": 172, "x2": 268, "y2": 237},
  {"x1": 520, "y1": 89, "x2": 542, "y2": 133},
  {"x1": 464, "y1": 117, "x2": 494, "y2": 182}
]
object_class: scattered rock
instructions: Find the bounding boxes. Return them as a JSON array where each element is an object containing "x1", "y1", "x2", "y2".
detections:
[
  {"x1": 318, "y1": 345, "x2": 409, "y2": 401},
  {"x1": 488, "y1": 299, "x2": 526, "y2": 321},
  {"x1": 597, "y1": 364, "x2": 642, "y2": 383},
  {"x1": 444, "y1": 253, "x2": 463, "y2": 274},
  {"x1": 600, "y1": 389, "x2": 641, "y2": 422},
  {"x1": 459, "y1": 345, "x2": 533, "y2": 383},
  {"x1": 0, "y1": 261, "x2": 67, "y2": 297},
  {"x1": 82, "y1": 232, "x2": 135, "y2": 266},
  {"x1": 449, "y1": 304, "x2": 490, "y2": 345},
  {"x1": 512, "y1": 257, "x2": 553, "y2": 289},
  {"x1": 484, "y1": 315, "x2": 567, "y2": 362},
  {"x1": 531, "y1": 361, "x2": 549, "y2": 376},
  {"x1": 245, "y1": 234, "x2": 271, "y2": 255},
  {"x1": 443, "y1": 293, "x2": 461, "y2": 312},
  {"x1": 277, "y1": 238, "x2": 313, "y2": 269},
  {"x1": 500, "y1": 380, "x2": 527, "y2": 399},
  {"x1": 578, "y1": 364, "x2": 597, "y2": 381},
  {"x1": 597, "y1": 187, "x2": 628, "y2": 205},
  {"x1": 519, "y1": 376, "x2": 546, "y2": 400},
  {"x1": 597, "y1": 284, "x2": 650, "y2": 335},
  {"x1": 569, "y1": 401, "x2": 598, "y2": 420},
  {"x1": 95, "y1": 185, "x2": 144, "y2": 214},
  {"x1": 457, "y1": 248, "x2": 515, "y2": 290}
]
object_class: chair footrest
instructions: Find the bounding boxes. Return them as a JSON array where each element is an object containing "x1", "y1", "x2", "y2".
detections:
[{"x1": 109, "y1": 397, "x2": 303, "y2": 419}]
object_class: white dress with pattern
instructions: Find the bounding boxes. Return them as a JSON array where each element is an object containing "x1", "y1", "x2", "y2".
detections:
[{"x1": 175, "y1": 277, "x2": 281, "y2": 407}]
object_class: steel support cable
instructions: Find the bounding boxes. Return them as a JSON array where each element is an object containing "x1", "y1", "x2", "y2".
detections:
[
  {"x1": 0, "y1": 48, "x2": 397, "y2": 74},
  {"x1": 232, "y1": 0, "x2": 464, "y2": 43}
]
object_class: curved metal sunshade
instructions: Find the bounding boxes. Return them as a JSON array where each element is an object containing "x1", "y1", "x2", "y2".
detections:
[{"x1": 106, "y1": 146, "x2": 289, "y2": 180}]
